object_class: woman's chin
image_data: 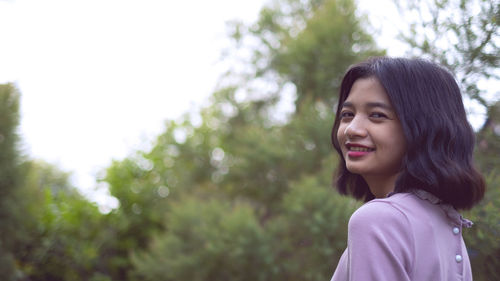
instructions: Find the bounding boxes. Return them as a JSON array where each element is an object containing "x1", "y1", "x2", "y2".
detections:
[{"x1": 345, "y1": 165, "x2": 365, "y2": 176}]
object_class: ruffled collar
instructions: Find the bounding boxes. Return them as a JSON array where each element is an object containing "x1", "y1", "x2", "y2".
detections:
[{"x1": 388, "y1": 190, "x2": 473, "y2": 228}]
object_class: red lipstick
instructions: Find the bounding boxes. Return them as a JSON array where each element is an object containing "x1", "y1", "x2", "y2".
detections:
[{"x1": 347, "y1": 151, "x2": 371, "y2": 157}]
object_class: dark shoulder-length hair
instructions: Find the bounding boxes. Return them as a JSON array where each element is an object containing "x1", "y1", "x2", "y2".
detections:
[{"x1": 331, "y1": 57, "x2": 485, "y2": 210}]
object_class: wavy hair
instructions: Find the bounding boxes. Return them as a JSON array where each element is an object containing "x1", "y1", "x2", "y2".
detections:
[{"x1": 331, "y1": 57, "x2": 485, "y2": 209}]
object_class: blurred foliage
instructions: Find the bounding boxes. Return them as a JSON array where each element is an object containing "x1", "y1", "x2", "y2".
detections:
[
  {"x1": 0, "y1": 84, "x2": 113, "y2": 281},
  {"x1": 464, "y1": 171, "x2": 500, "y2": 281},
  {"x1": 476, "y1": 101, "x2": 500, "y2": 172},
  {"x1": 274, "y1": 171, "x2": 359, "y2": 281},
  {"x1": 258, "y1": 0, "x2": 383, "y2": 108},
  {"x1": 131, "y1": 198, "x2": 275, "y2": 281},
  {"x1": 470, "y1": 101, "x2": 500, "y2": 280},
  {"x1": 15, "y1": 161, "x2": 108, "y2": 281},
  {"x1": 0, "y1": 83, "x2": 23, "y2": 281},
  {"x1": 103, "y1": 0, "x2": 378, "y2": 279},
  {"x1": 0, "y1": 0, "x2": 499, "y2": 280},
  {"x1": 394, "y1": 0, "x2": 499, "y2": 108}
]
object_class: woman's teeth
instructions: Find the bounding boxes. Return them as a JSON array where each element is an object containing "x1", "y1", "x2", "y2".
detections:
[{"x1": 349, "y1": 147, "x2": 373, "y2": 152}]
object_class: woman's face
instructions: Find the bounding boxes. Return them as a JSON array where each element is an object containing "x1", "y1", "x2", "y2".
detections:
[{"x1": 337, "y1": 77, "x2": 406, "y2": 181}]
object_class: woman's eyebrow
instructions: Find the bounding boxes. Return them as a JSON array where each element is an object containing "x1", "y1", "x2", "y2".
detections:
[
  {"x1": 366, "y1": 102, "x2": 392, "y2": 110},
  {"x1": 342, "y1": 101, "x2": 392, "y2": 110},
  {"x1": 341, "y1": 101, "x2": 354, "y2": 108}
]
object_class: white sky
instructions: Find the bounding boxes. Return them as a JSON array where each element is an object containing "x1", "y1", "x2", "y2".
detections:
[
  {"x1": 0, "y1": 0, "x2": 490, "y2": 211},
  {"x1": 0, "y1": 0, "x2": 269, "y2": 209}
]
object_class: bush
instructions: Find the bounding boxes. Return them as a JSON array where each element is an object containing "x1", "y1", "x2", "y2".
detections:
[
  {"x1": 464, "y1": 170, "x2": 500, "y2": 281},
  {"x1": 131, "y1": 197, "x2": 275, "y2": 281}
]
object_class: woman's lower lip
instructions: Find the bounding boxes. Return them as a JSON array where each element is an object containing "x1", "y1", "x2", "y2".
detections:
[{"x1": 347, "y1": 151, "x2": 372, "y2": 157}]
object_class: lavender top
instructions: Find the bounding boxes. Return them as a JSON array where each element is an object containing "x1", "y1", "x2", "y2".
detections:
[{"x1": 331, "y1": 190, "x2": 473, "y2": 281}]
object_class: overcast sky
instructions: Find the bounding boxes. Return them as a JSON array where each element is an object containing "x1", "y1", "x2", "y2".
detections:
[
  {"x1": 0, "y1": 0, "x2": 273, "y2": 210},
  {"x1": 0, "y1": 0, "x2": 489, "y2": 211}
]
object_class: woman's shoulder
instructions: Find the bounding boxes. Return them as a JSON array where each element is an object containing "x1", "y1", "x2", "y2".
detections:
[
  {"x1": 352, "y1": 192, "x2": 414, "y2": 218},
  {"x1": 348, "y1": 191, "x2": 436, "y2": 234},
  {"x1": 347, "y1": 194, "x2": 415, "y2": 260},
  {"x1": 348, "y1": 194, "x2": 413, "y2": 232},
  {"x1": 350, "y1": 190, "x2": 472, "y2": 230}
]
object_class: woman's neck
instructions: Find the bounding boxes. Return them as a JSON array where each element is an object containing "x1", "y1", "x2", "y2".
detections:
[{"x1": 363, "y1": 173, "x2": 400, "y2": 198}]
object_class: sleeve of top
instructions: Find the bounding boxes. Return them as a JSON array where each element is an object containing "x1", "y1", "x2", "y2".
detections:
[{"x1": 347, "y1": 201, "x2": 414, "y2": 281}]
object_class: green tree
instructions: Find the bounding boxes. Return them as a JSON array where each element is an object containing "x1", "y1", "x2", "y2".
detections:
[
  {"x1": 394, "y1": 0, "x2": 499, "y2": 108},
  {"x1": 226, "y1": 0, "x2": 383, "y2": 110},
  {"x1": 476, "y1": 101, "x2": 500, "y2": 172},
  {"x1": 0, "y1": 83, "x2": 114, "y2": 281},
  {"x1": 15, "y1": 160, "x2": 111, "y2": 281},
  {"x1": 464, "y1": 171, "x2": 500, "y2": 281},
  {"x1": 100, "y1": 155, "x2": 173, "y2": 280},
  {"x1": 132, "y1": 197, "x2": 275, "y2": 281},
  {"x1": 0, "y1": 83, "x2": 24, "y2": 281},
  {"x1": 272, "y1": 168, "x2": 359, "y2": 281},
  {"x1": 111, "y1": 0, "x2": 384, "y2": 279}
]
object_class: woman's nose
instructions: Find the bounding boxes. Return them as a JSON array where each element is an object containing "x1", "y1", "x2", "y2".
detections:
[{"x1": 344, "y1": 117, "x2": 367, "y2": 139}]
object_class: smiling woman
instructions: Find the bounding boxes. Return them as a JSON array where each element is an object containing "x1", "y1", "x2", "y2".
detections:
[
  {"x1": 337, "y1": 77, "x2": 406, "y2": 198},
  {"x1": 330, "y1": 57, "x2": 485, "y2": 281}
]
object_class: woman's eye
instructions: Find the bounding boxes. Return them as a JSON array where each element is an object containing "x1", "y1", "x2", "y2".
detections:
[
  {"x1": 370, "y1": 112, "x2": 387, "y2": 118},
  {"x1": 340, "y1": 111, "x2": 354, "y2": 118}
]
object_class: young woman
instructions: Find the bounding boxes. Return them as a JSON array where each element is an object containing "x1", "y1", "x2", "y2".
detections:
[{"x1": 330, "y1": 57, "x2": 485, "y2": 281}]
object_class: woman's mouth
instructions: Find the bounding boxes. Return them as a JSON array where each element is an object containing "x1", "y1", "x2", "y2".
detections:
[
  {"x1": 349, "y1": 147, "x2": 373, "y2": 152},
  {"x1": 346, "y1": 144, "x2": 375, "y2": 157}
]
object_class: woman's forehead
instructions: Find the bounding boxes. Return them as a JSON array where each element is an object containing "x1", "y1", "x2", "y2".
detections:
[{"x1": 343, "y1": 78, "x2": 391, "y2": 105}]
